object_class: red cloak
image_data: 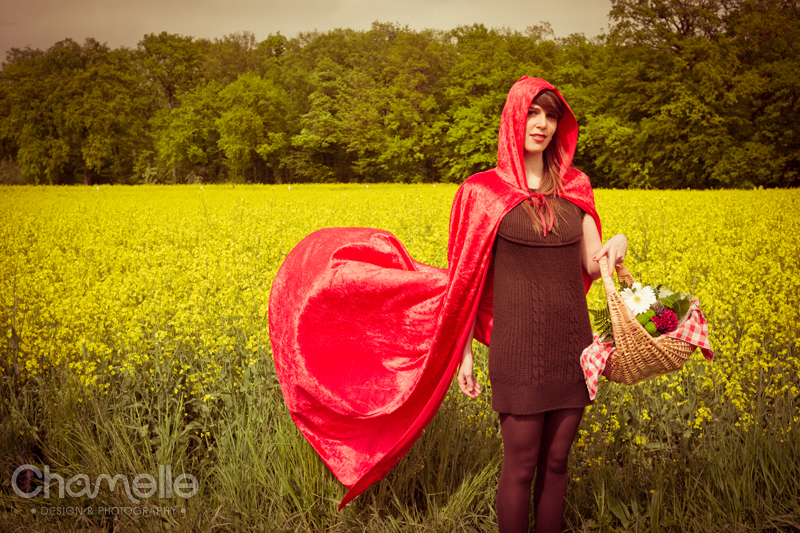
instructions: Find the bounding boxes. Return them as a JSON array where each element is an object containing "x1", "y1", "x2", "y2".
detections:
[{"x1": 268, "y1": 76, "x2": 601, "y2": 509}]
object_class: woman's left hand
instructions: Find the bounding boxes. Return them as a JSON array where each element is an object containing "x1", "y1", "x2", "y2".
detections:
[{"x1": 592, "y1": 234, "x2": 628, "y2": 270}]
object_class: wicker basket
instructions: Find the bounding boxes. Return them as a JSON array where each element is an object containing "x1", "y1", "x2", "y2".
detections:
[{"x1": 598, "y1": 257, "x2": 695, "y2": 385}]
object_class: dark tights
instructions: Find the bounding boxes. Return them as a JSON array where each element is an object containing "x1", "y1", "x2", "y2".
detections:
[{"x1": 497, "y1": 408, "x2": 584, "y2": 533}]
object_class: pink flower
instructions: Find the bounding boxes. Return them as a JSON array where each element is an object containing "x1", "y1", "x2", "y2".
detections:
[{"x1": 652, "y1": 309, "x2": 678, "y2": 333}]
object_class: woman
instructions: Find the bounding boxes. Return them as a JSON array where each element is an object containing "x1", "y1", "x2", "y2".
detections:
[
  {"x1": 456, "y1": 78, "x2": 627, "y2": 532},
  {"x1": 268, "y1": 77, "x2": 625, "y2": 518}
]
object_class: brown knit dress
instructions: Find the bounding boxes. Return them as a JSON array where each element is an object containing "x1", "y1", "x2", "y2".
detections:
[{"x1": 488, "y1": 194, "x2": 594, "y2": 415}]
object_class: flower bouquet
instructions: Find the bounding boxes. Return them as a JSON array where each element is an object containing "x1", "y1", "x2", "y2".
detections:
[
  {"x1": 590, "y1": 282, "x2": 692, "y2": 342},
  {"x1": 580, "y1": 258, "x2": 713, "y2": 399}
]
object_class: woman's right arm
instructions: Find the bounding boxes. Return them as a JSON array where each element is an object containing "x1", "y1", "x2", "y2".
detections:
[{"x1": 457, "y1": 319, "x2": 482, "y2": 398}]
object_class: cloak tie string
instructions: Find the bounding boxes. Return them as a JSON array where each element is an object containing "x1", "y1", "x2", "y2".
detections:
[{"x1": 523, "y1": 192, "x2": 555, "y2": 237}]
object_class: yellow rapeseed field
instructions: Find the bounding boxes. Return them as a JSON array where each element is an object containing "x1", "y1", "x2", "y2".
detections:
[{"x1": 1, "y1": 185, "x2": 798, "y2": 447}]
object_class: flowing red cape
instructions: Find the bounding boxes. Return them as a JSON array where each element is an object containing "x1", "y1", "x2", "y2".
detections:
[{"x1": 268, "y1": 77, "x2": 601, "y2": 509}]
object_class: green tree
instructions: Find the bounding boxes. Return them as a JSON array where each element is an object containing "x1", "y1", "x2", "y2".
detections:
[
  {"x1": 581, "y1": 0, "x2": 799, "y2": 188},
  {"x1": 437, "y1": 25, "x2": 559, "y2": 182},
  {"x1": 151, "y1": 81, "x2": 225, "y2": 183},
  {"x1": 284, "y1": 23, "x2": 452, "y2": 183},
  {"x1": 373, "y1": 26, "x2": 453, "y2": 182},
  {"x1": 609, "y1": 0, "x2": 739, "y2": 48},
  {"x1": 0, "y1": 39, "x2": 147, "y2": 184},
  {"x1": 215, "y1": 73, "x2": 287, "y2": 183},
  {"x1": 717, "y1": 0, "x2": 800, "y2": 187},
  {"x1": 331, "y1": 24, "x2": 452, "y2": 183},
  {"x1": 2, "y1": 10, "x2": 796, "y2": 188},
  {"x1": 288, "y1": 55, "x2": 350, "y2": 182},
  {"x1": 282, "y1": 29, "x2": 367, "y2": 182},
  {"x1": 200, "y1": 31, "x2": 263, "y2": 85},
  {"x1": 137, "y1": 32, "x2": 202, "y2": 110}
]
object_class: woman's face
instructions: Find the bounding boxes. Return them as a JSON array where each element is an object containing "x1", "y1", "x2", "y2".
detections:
[{"x1": 524, "y1": 103, "x2": 558, "y2": 155}]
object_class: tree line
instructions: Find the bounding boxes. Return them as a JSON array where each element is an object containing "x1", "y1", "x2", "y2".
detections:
[{"x1": 0, "y1": 0, "x2": 797, "y2": 188}]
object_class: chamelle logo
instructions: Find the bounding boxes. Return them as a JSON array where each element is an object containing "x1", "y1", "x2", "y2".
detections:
[{"x1": 12, "y1": 464, "x2": 198, "y2": 504}]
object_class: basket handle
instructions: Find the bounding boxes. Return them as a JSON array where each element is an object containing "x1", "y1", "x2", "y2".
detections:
[{"x1": 598, "y1": 257, "x2": 636, "y2": 295}]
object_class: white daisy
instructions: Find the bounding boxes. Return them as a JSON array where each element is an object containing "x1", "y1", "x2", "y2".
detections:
[{"x1": 620, "y1": 283, "x2": 657, "y2": 315}]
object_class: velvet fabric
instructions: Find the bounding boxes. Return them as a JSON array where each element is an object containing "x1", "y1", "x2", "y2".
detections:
[{"x1": 268, "y1": 76, "x2": 601, "y2": 509}]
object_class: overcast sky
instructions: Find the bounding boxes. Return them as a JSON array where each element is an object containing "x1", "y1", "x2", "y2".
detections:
[{"x1": 1, "y1": 0, "x2": 613, "y2": 61}]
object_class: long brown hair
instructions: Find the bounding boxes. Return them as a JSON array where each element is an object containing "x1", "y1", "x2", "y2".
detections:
[
  {"x1": 531, "y1": 90, "x2": 565, "y2": 194},
  {"x1": 522, "y1": 89, "x2": 569, "y2": 233}
]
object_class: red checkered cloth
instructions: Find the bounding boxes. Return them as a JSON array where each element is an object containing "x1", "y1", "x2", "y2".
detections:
[
  {"x1": 664, "y1": 299, "x2": 714, "y2": 362},
  {"x1": 580, "y1": 334, "x2": 615, "y2": 401},
  {"x1": 580, "y1": 299, "x2": 714, "y2": 400}
]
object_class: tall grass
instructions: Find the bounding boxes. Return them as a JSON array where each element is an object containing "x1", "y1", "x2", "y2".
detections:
[{"x1": 2, "y1": 345, "x2": 798, "y2": 532}]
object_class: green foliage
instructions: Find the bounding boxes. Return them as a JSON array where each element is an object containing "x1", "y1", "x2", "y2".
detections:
[
  {"x1": 671, "y1": 295, "x2": 692, "y2": 321},
  {"x1": 658, "y1": 290, "x2": 692, "y2": 320},
  {"x1": 581, "y1": 0, "x2": 800, "y2": 188},
  {"x1": 151, "y1": 81, "x2": 225, "y2": 184},
  {"x1": 590, "y1": 305, "x2": 614, "y2": 340},
  {"x1": 199, "y1": 31, "x2": 263, "y2": 85},
  {"x1": 0, "y1": 39, "x2": 148, "y2": 185},
  {"x1": 215, "y1": 73, "x2": 287, "y2": 181},
  {"x1": 0, "y1": 1, "x2": 798, "y2": 187},
  {"x1": 137, "y1": 32, "x2": 202, "y2": 110}
]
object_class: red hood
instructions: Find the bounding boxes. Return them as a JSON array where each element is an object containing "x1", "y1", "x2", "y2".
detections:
[{"x1": 496, "y1": 76, "x2": 580, "y2": 191}]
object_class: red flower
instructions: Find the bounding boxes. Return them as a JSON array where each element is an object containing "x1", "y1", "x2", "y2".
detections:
[{"x1": 652, "y1": 309, "x2": 678, "y2": 333}]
